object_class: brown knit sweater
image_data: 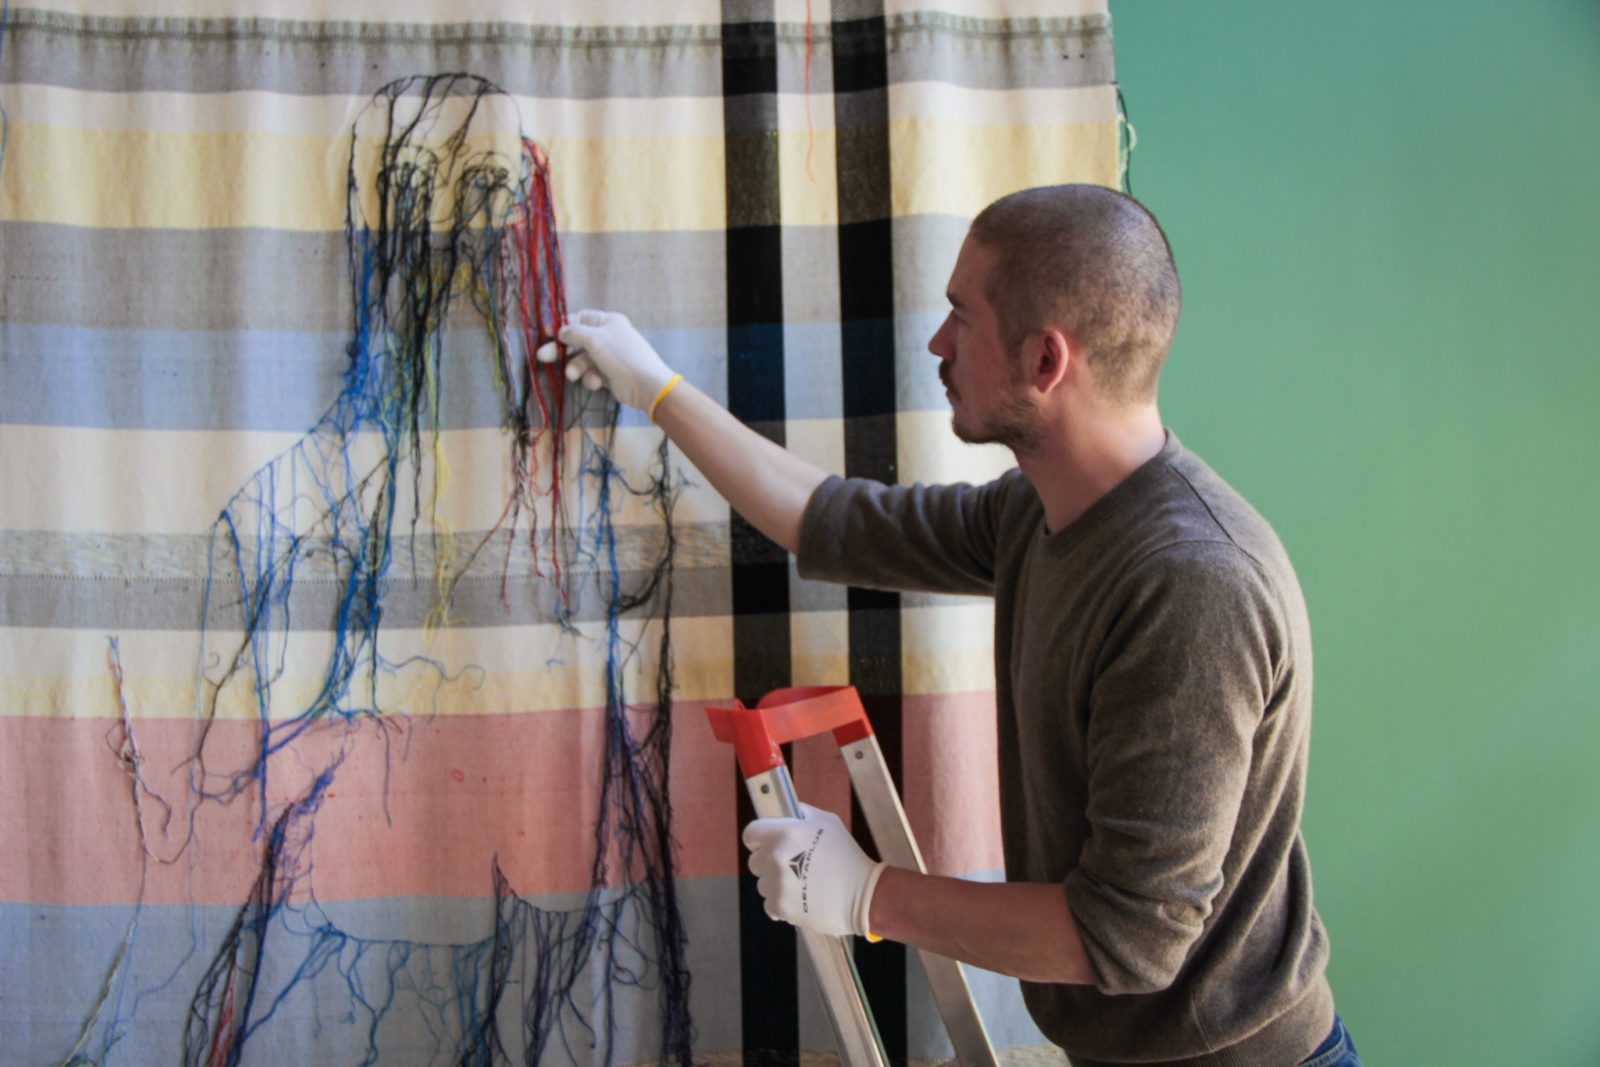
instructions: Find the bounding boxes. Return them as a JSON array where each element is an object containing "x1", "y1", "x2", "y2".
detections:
[{"x1": 797, "y1": 433, "x2": 1333, "y2": 1066}]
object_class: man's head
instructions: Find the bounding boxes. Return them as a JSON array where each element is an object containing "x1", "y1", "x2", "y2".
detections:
[
  {"x1": 970, "y1": 184, "x2": 1181, "y2": 404},
  {"x1": 929, "y1": 238, "x2": 1043, "y2": 448}
]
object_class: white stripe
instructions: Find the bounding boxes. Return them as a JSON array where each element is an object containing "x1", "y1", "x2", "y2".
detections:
[
  {"x1": 897, "y1": 409, "x2": 1016, "y2": 489},
  {"x1": 0, "y1": 423, "x2": 730, "y2": 534},
  {"x1": 21, "y1": 0, "x2": 727, "y2": 26},
  {"x1": 791, "y1": 603, "x2": 997, "y2": 693},
  {"x1": 4, "y1": 82, "x2": 1110, "y2": 141},
  {"x1": 7, "y1": 605, "x2": 994, "y2": 688},
  {"x1": 886, "y1": 0, "x2": 1107, "y2": 17},
  {"x1": 889, "y1": 82, "x2": 1118, "y2": 128},
  {"x1": 771, "y1": 81, "x2": 1116, "y2": 133}
]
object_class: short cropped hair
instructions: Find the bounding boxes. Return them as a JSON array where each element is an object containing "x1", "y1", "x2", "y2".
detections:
[{"x1": 969, "y1": 184, "x2": 1181, "y2": 404}]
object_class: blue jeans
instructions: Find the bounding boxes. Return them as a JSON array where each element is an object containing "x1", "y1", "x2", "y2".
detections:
[{"x1": 1296, "y1": 1015, "x2": 1361, "y2": 1067}]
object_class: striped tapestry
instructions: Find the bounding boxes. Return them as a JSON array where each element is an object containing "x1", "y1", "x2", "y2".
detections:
[{"x1": 0, "y1": 2, "x2": 1121, "y2": 1063}]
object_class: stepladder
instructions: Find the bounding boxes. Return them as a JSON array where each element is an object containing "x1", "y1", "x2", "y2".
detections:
[{"x1": 707, "y1": 685, "x2": 1000, "y2": 1067}]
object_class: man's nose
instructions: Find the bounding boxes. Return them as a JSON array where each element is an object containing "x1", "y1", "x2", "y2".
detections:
[{"x1": 928, "y1": 314, "x2": 954, "y2": 358}]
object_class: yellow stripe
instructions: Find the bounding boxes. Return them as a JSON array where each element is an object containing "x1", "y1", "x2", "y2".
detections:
[
  {"x1": 0, "y1": 617, "x2": 735, "y2": 719},
  {"x1": 892, "y1": 118, "x2": 1122, "y2": 220},
  {"x1": 779, "y1": 127, "x2": 842, "y2": 229},
  {"x1": 777, "y1": 118, "x2": 1119, "y2": 228},
  {"x1": 2, "y1": 124, "x2": 339, "y2": 230},
  {"x1": 0, "y1": 124, "x2": 729, "y2": 233},
  {"x1": 3, "y1": 643, "x2": 990, "y2": 718},
  {"x1": 903, "y1": 603, "x2": 999, "y2": 694},
  {"x1": 0, "y1": 423, "x2": 729, "y2": 534},
  {"x1": 790, "y1": 604, "x2": 998, "y2": 695},
  {"x1": 1, "y1": 120, "x2": 1114, "y2": 232}
]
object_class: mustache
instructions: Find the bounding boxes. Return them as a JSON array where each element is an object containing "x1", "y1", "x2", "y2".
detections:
[{"x1": 938, "y1": 363, "x2": 952, "y2": 389}]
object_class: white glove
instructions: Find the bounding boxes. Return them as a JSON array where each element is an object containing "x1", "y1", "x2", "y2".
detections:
[
  {"x1": 743, "y1": 803, "x2": 887, "y2": 939},
  {"x1": 535, "y1": 309, "x2": 678, "y2": 414}
]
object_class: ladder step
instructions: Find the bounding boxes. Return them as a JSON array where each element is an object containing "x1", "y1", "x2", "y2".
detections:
[{"x1": 709, "y1": 686, "x2": 1001, "y2": 1067}]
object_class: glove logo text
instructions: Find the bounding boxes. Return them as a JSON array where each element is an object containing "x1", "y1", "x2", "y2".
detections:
[{"x1": 790, "y1": 829, "x2": 825, "y2": 913}]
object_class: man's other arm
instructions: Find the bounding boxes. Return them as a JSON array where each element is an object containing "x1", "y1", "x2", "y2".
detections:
[
  {"x1": 745, "y1": 806, "x2": 1094, "y2": 985},
  {"x1": 872, "y1": 867, "x2": 1095, "y2": 985}
]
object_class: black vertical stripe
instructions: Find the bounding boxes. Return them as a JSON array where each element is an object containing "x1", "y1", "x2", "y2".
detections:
[
  {"x1": 832, "y1": 9, "x2": 909, "y2": 1066},
  {"x1": 723, "y1": 5, "x2": 799, "y2": 1065}
]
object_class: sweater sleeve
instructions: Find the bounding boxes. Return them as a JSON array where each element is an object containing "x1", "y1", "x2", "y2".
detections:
[
  {"x1": 795, "y1": 472, "x2": 1018, "y2": 596},
  {"x1": 1063, "y1": 540, "x2": 1285, "y2": 996}
]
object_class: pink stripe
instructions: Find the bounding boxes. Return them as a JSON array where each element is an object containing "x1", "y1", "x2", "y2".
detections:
[
  {"x1": 900, "y1": 691, "x2": 1005, "y2": 877},
  {"x1": 0, "y1": 706, "x2": 738, "y2": 906},
  {"x1": 1, "y1": 690, "x2": 1002, "y2": 907}
]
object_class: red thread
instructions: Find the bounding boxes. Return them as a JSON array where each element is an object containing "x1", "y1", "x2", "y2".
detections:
[
  {"x1": 507, "y1": 140, "x2": 571, "y2": 607},
  {"x1": 804, "y1": 0, "x2": 815, "y2": 180},
  {"x1": 207, "y1": 977, "x2": 237, "y2": 1067}
]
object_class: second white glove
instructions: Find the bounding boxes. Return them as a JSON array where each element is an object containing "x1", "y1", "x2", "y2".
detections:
[
  {"x1": 535, "y1": 309, "x2": 677, "y2": 414},
  {"x1": 743, "y1": 803, "x2": 887, "y2": 939}
]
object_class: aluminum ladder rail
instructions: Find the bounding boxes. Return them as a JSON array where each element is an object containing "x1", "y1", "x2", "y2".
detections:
[{"x1": 708, "y1": 685, "x2": 1000, "y2": 1067}]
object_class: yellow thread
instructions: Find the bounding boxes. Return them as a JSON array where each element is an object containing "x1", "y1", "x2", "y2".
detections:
[
  {"x1": 649, "y1": 374, "x2": 685, "y2": 423},
  {"x1": 424, "y1": 326, "x2": 459, "y2": 638}
]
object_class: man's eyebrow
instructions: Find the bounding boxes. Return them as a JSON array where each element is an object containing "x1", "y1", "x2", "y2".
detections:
[{"x1": 946, "y1": 290, "x2": 965, "y2": 309}]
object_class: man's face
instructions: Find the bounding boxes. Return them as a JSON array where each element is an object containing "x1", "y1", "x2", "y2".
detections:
[{"x1": 927, "y1": 237, "x2": 1039, "y2": 449}]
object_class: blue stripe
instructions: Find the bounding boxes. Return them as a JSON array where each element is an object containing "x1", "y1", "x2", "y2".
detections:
[
  {"x1": 0, "y1": 320, "x2": 956, "y2": 431},
  {"x1": 0, "y1": 872, "x2": 1041, "y2": 1065},
  {"x1": 2, "y1": 882, "x2": 740, "y2": 1066}
]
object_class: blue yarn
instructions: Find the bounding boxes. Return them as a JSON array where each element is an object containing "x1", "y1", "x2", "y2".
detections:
[{"x1": 62, "y1": 73, "x2": 692, "y2": 1067}]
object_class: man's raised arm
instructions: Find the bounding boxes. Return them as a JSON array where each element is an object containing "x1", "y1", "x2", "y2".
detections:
[{"x1": 539, "y1": 310, "x2": 826, "y2": 554}]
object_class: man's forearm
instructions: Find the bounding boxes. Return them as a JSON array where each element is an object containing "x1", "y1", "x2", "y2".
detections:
[
  {"x1": 652, "y1": 381, "x2": 828, "y2": 554},
  {"x1": 869, "y1": 867, "x2": 1096, "y2": 986}
]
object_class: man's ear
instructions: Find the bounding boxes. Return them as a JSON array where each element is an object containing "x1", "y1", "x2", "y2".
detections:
[{"x1": 1029, "y1": 328, "x2": 1075, "y2": 394}]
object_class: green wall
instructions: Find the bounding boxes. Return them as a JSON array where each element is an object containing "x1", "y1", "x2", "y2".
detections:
[{"x1": 1111, "y1": 2, "x2": 1600, "y2": 1062}]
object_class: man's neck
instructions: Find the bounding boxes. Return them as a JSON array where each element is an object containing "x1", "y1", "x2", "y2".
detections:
[{"x1": 1014, "y1": 404, "x2": 1166, "y2": 533}]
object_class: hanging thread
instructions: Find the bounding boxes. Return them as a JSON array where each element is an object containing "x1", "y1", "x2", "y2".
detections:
[{"x1": 68, "y1": 72, "x2": 692, "y2": 1067}]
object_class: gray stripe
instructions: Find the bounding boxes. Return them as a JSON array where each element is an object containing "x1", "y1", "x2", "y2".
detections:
[
  {"x1": 0, "y1": 528, "x2": 983, "y2": 629},
  {"x1": 2, "y1": 8, "x2": 1110, "y2": 97},
  {"x1": 0, "y1": 223, "x2": 733, "y2": 332},
  {"x1": 2, "y1": 524, "x2": 720, "y2": 629},
  {"x1": 0, "y1": 216, "x2": 967, "y2": 333},
  {"x1": 888, "y1": 12, "x2": 1115, "y2": 91}
]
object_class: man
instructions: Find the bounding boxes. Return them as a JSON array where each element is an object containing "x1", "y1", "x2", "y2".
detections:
[{"x1": 540, "y1": 185, "x2": 1359, "y2": 1066}]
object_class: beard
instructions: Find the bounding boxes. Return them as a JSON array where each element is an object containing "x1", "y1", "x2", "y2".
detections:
[
  {"x1": 945, "y1": 361, "x2": 1041, "y2": 451},
  {"x1": 951, "y1": 387, "x2": 1041, "y2": 450}
]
